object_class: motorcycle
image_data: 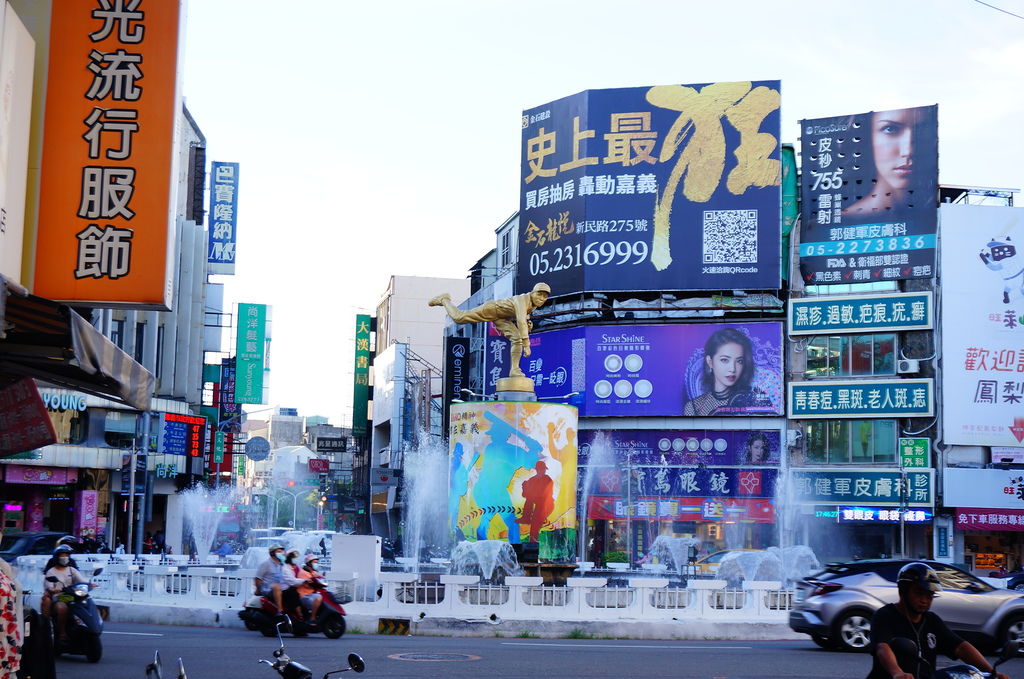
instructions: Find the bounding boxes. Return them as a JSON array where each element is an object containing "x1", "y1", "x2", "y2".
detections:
[
  {"x1": 259, "y1": 618, "x2": 364, "y2": 679},
  {"x1": 889, "y1": 637, "x2": 1019, "y2": 678},
  {"x1": 239, "y1": 579, "x2": 347, "y2": 639},
  {"x1": 45, "y1": 566, "x2": 104, "y2": 662}
]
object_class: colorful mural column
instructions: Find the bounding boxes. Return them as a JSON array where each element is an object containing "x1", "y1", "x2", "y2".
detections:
[{"x1": 449, "y1": 401, "x2": 578, "y2": 561}]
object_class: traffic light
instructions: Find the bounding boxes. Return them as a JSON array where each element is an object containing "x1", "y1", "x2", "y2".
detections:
[{"x1": 286, "y1": 480, "x2": 295, "y2": 487}]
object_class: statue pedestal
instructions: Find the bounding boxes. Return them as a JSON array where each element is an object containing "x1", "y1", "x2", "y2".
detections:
[{"x1": 495, "y1": 375, "x2": 536, "y2": 395}]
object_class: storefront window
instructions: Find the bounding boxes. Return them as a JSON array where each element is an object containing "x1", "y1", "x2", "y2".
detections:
[
  {"x1": 47, "y1": 408, "x2": 87, "y2": 444},
  {"x1": 805, "y1": 419, "x2": 897, "y2": 464},
  {"x1": 804, "y1": 333, "x2": 897, "y2": 378},
  {"x1": 104, "y1": 411, "x2": 137, "y2": 448}
]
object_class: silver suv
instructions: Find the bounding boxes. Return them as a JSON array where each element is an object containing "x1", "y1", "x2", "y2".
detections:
[{"x1": 789, "y1": 559, "x2": 1024, "y2": 652}]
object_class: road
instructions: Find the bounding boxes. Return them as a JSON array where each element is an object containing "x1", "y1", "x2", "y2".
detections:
[{"x1": 42, "y1": 622, "x2": 925, "y2": 679}]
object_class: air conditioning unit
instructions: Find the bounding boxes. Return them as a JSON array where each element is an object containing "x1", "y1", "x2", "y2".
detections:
[{"x1": 897, "y1": 358, "x2": 921, "y2": 374}]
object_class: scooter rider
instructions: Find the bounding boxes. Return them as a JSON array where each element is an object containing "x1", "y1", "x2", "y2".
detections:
[
  {"x1": 43, "y1": 545, "x2": 92, "y2": 644},
  {"x1": 867, "y1": 562, "x2": 1010, "y2": 679},
  {"x1": 298, "y1": 553, "x2": 324, "y2": 621},
  {"x1": 281, "y1": 549, "x2": 311, "y2": 621},
  {"x1": 255, "y1": 544, "x2": 287, "y2": 614}
]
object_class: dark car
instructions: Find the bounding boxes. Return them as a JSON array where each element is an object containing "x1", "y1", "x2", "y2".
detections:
[
  {"x1": 789, "y1": 559, "x2": 1024, "y2": 652},
  {"x1": 0, "y1": 532, "x2": 67, "y2": 562}
]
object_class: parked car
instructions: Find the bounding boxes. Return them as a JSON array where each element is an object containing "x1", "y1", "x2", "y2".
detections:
[
  {"x1": 1002, "y1": 571, "x2": 1024, "y2": 592},
  {"x1": 0, "y1": 531, "x2": 67, "y2": 562},
  {"x1": 790, "y1": 559, "x2": 1024, "y2": 652}
]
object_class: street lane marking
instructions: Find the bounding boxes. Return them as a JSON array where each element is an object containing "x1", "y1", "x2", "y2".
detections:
[
  {"x1": 106, "y1": 631, "x2": 164, "y2": 637},
  {"x1": 502, "y1": 642, "x2": 752, "y2": 650}
]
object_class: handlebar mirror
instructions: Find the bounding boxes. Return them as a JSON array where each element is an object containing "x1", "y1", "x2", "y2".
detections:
[
  {"x1": 45, "y1": 576, "x2": 59, "y2": 583},
  {"x1": 347, "y1": 653, "x2": 365, "y2": 673},
  {"x1": 92, "y1": 567, "x2": 104, "y2": 577},
  {"x1": 176, "y1": 657, "x2": 188, "y2": 679}
]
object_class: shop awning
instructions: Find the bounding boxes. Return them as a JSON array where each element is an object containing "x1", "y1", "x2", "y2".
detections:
[{"x1": 0, "y1": 277, "x2": 154, "y2": 410}]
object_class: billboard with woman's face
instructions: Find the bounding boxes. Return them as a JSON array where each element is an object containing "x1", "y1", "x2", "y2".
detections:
[
  {"x1": 798, "y1": 105, "x2": 938, "y2": 285},
  {"x1": 491, "y1": 321, "x2": 784, "y2": 417}
]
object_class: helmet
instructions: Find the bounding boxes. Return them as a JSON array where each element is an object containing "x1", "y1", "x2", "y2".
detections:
[
  {"x1": 53, "y1": 545, "x2": 74, "y2": 555},
  {"x1": 56, "y1": 536, "x2": 77, "y2": 548},
  {"x1": 268, "y1": 543, "x2": 284, "y2": 555},
  {"x1": 897, "y1": 562, "x2": 942, "y2": 593},
  {"x1": 285, "y1": 548, "x2": 300, "y2": 561},
  {"x1": 304, "y1": 553, "x2": 319, "y2": 564}
]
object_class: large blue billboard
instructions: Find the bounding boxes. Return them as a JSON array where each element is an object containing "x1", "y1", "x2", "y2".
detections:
[{"x1": 517, "y1": 82, "x2": 782, "y2": 295}]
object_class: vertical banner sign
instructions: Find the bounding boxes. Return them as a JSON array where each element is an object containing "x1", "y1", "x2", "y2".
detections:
[
  {"x1": 218, "y1": 358, "x2": 241, "y2": 433},
  {"x1": 207, "y1": 161, "x2": 239, "y2": 274},
  {"x1": 213, "y1": 432, "x2": 225, "y2": 464},
  {"x1": 234, "y1": 303, "x2": 267, "y2": 404},
  {"x1": 517, "y1": 82, "x2": 782, "y2": 296},
  {"x1": 351, "y1": 314, "x2": 371, "y2": 437},
  {"x1": 940, "y1": 205, "x2": 1024, "y2": 447},
  {"x1": 235, "y1": 452, "x2": 246, "y2": 476},
  {"x1": 34, "y1": 0, "x2": 184, "y2": 307},
  {"x1": 798, "y1": 105, "x2": 938, "y2": 285},
  {"x1": 899, "y1": 437, "x2": 931, "y2": 468},
  {"x1": 442, "y1": 336, "x2": 470, "y2": 438}
]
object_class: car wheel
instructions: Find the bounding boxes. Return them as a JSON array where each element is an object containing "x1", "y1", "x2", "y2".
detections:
[
  {"x1": 811, "y1": 634, "x2": 833, "y2": 649},
  {"x1": 1000, "y1": 614, "x2": 1024, "y2": 652},
  {"x1": 832, "y1": 609, "x2": 873, "y2": 652},
  {"x1": 1014, "y1": 583, "x2": 1024, "y2": 592}
]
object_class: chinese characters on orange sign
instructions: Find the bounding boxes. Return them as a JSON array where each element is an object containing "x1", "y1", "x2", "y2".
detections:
[{"x1": 35, "y1": 0, "x2": 182, "y2": 307}]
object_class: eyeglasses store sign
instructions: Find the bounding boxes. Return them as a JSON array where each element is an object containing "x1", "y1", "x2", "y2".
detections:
[
  {"x1": 788, "y1": 292, "x2": 933, "y2": 335},
  {"x1": 789, "y1": 468, "x2": 934, "y2": 506}
]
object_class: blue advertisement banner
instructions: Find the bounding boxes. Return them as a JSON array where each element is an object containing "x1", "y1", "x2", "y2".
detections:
[
  {"x1": 798, "y1": 105, "x2": 938, "y2": 285},
  {"x1": 837, "y1": 506, "x2": 932, "y2": 523},
  {"x1": 577, "y1": 429, "x2": 781, "y2": 466},
  {"x1": 624, "y1": 466, "x2": 778, "y2": 499},
  {"x1": 788, "y1": 379, "x2": 933, "y2": 418},
  {"x1": 219, "y1": 358, "x2": 242, "y2": 433},
  {"x1": 789, "y1": 292, "x2": 933, "y2": 335},
  {"x1": 490, "y1": 322, "x2": 783, "y2": 417},
  {"x1": 517, "y1": 82, "x2": 782, "y2": 296},
  {"x1": 790, "y1": 468, "x2": 933, "y2": 506},
  {"x1": 208, "y1": 161, "x2": 239, "y2": 275}
]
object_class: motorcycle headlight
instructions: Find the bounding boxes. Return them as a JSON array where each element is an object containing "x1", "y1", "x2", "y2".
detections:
[{"x1": 73, "y1": 584, "x2": 89, "y2": 597}]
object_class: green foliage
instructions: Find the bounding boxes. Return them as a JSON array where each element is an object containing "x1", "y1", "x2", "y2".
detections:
[
  {"x1": 566, "y1": 628, "x2": 594, "y2": 639},
  {"x1": 603, "y1": 550, "x2": 628, "y2": 564},
  {"x1": 516, "y1": 630, "x2": 539, "y2": 638}
]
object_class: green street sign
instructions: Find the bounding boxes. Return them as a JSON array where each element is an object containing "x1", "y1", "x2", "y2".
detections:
[
  {"x1": 304, "y1": 478, "x2": 320, "y2": 486},
  {"x1": 899, "y1": 437, "x2": 930, "y2": 469},
  {"x1": 213, "y1": 431, "x2": 225, "y2": 463}
]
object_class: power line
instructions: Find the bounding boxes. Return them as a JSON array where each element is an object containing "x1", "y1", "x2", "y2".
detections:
[{"x1": 973, "y1": 0, "x2": 1024, "y2": 20}]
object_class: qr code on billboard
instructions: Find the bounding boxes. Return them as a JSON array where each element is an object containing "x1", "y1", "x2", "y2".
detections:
[{"x1": 702, "y1": 209, "x2": 758, "y2": 263}]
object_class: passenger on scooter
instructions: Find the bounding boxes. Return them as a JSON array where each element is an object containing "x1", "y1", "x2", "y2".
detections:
[
  {"x1": 282, "y1": 549, "x2": 313, "y2": 621},
  {"x1": 43, "y1": 545, "x2": 91, "y2": 644},
  {"x1": 298, "y1": 554, "x2": 324, "y2": 621},
  {"x1": 255, "y1": 544, "x2": 287, "y2": 614}
]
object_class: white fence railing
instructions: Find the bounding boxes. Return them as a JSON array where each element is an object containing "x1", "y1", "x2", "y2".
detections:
[{"x1": 11, "y1": 555, "x2": 794, "y2": 623}]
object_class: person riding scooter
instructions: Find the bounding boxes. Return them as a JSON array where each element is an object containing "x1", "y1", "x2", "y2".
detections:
[
  {"x1": 255, "y1": 544, "x2": 288, "y2": 614},
  {"x1": 43, "y1": 545, "x2": 93, "y2": 644},
  {"x1": 297, "y1": 554, "x2": 324, "y2": 622},
  {"x1": 281, "y1": 549, "x2": 313, "y2": 622}
]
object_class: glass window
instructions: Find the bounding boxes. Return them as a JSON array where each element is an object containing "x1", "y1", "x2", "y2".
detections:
[
  {"x1": 804, "y1": 333, "x2": 897, "y2": 378},
  {"x1": 104, "y1": 411, "x2": 137, "y2": 448},
  {"x1": 48, "y1": 408, "x2": 88, "y2": 444},
  {"x1": 110, "y1": 318, "x2": 125, "y2": 350},
  {"x1": 805, "y1": 421, "x2": 826, "y2": 462},
  {"x1": 805, "y1": 419, "x2": 898, "y2": 465},
  {"x1": 872, "y1": 420, "x2": 897, "y2": 463}
]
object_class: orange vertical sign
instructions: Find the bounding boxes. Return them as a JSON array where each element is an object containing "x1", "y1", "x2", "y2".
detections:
[{"x1": 34, "y1": 0, "x2": 183, "y2": 308}]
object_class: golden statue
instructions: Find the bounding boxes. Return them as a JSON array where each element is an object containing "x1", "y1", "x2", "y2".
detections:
[{"x1": 429, "y1": 282, "x2": 551, "y2": 392}]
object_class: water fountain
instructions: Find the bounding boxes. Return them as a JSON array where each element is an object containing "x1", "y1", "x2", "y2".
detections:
[
  {"x1": 179, "y1": 485, "x2": 237, "y2": 564},
  {"x1": 400, "y1": 434, "x2": 449, "y2": 572},
  {"x1": 647, "y1": 535, "x2": 701, "y2": 578},
  {"x1": 716, "y1": 545, "x2": 821, "y2": 588},
  {"x1": 450, "y1": 540, "x2": 522, "y2": 584},
  {"x1": 577, "y1": 432, "x2": 617, "y2": 571}
]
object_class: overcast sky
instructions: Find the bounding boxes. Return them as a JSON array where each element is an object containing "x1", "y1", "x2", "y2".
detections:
[{"x1": 181, "y1": 0, "x2": 1024, "y2": 424}]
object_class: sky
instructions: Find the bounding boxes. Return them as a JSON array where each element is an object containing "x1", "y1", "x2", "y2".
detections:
[{"x1": 181, "y1": 0, "x2": 1024, "y2": 425}]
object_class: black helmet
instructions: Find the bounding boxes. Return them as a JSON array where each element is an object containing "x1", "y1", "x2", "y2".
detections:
[
  {"x1": 268, "y1": 543, "x2": 284, "y2": 555},
  {"x1": 56, "y1": 536, "x2": 77, "y2": 549},
  {"x1": 897, "y1": 562, "x2": 941, "y2": 593},
  {"x1": 53, "y1": 545, "x2": 74, "y2": 555}
]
